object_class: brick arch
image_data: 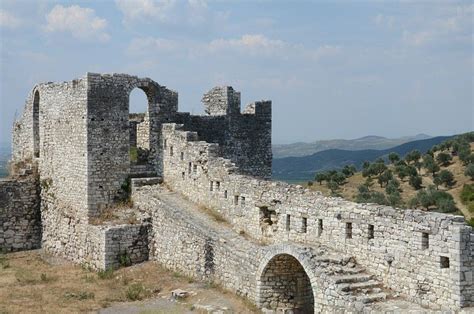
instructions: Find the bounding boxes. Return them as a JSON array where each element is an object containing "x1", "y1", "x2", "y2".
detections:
[{"x1": 256, "y1": 245, "x2": 318, "y2": 313}]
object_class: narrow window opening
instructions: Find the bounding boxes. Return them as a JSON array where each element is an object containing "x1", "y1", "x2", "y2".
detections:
[
  {"x1": 440, "y1": 256, "x2": 450, "y2": 269},
  {"x1": 368, "y1": 224, "x2": 374, "y2": 239},
  {"x1": 234, "y1": 195, "x2": 239, "y2": 205},
  {"x1": 301, "y1": 217, "x2": 307, "y2": 233},
  {"x1": 286, "y1": 214, "x2": 291, "y2": 231},
  {"x1": 180, "y1": 152, "x2": 184, "y2": 160},
  {"x1": 170, "y1": 146, "x2": 173, "y2": 156},
  {"x1": 33, "y1": 91, "x2": 40, "y2": 158},
  {"x1": 318, "y1": 219, "x2": 323, "y2": 237},
  {"x1": 215, "y1": 181, "x2": 220, "y2": 191},
  {"x1": 193, "y1": 164, "x2": 197, "y2": 173},
  {"x1": 241, "y1": 196, "x2": 246, "y2": 206},
  {"x1": 188, "y1": 162, "x2": 192, "y2": 174},
  {"x1": 181, "y1": 172, "x2": 185, "y2": 180},
  {"x1": 224, "y1": 190, "x2": 228, "y2": 199},
  {"x1": 421, "y1": 232, "x2": 429, "y2": 249},
  {"x1": 163, "y1": 139, "x2": 167, "y2": 148},
  {"x1": 210, "y1": 181, "x2": 214, "y2": 191},
  {"x1": 346, "y1": 222, "x2": 352, "y2": 239}
]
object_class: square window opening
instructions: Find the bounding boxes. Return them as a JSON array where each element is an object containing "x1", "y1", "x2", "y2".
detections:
[
  {"x1": 346, "y1": 222, "x2": 353, "y2": 239},
  {"x1": 368, "y1": 224, "x2": 374, "y2": 239},
  {"x1": 421, "y1": 232, "x2": 429, "y2": 249},
  {"x1": 440, "y1": 256, "x2": 450, "y2": 269},
  {"x1": 302, "y1": 217, "x2": 307, "y2": 233}
]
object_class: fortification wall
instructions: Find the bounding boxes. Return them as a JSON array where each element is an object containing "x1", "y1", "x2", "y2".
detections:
[
  {"x1": 13, "y1": 78, "x2": 89, "y2": 219},
  {"x1": 132, "y1": 185, "x2": 377, "y2": 312},
  {"x1": 86, "y1": 73, "x2": 177, "y2": 216},
  {"x1": 0, "y1": 178, "x2": 41, "y2": 251},
  {"x1": 174, "y1": 100, "x2": 272, "y2": 179},
  {"x1": 161, "y1": 123, "x2": 473, "y2": 310}
]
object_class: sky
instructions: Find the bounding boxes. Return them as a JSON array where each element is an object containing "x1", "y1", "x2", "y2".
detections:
[{"x1": 0, "y1": 0, "x2": 472, "y2": 145}]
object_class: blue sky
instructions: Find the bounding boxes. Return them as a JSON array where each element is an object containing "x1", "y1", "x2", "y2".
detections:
[{"x1": 0, "y1": 0, "x2": 472, "y2": 145}]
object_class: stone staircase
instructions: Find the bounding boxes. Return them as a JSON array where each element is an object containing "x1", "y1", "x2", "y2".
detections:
[
  {"x1": 130, "y1": 163, "x2": 158, "y2": 178},
  {"x1": 316, "y1": 255, "x2": 388, "y2": 305}
]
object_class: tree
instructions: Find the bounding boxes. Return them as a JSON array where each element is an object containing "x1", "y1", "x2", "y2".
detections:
[
  {"x1": 362, "y1": 161, "x2": 371, "y2": 170},
  {"x1": 387, "y1": 191, "x2": 403, "y2": 207},
  {"x1": 395, "y1": 164, "x2": 408, "y2": 181},
  {"x1": 409, "y1": 185, "x2": 457, "y2": 212},
  {"x1": 435, "y1": 169, "x2": 455, "y2": 188},
  {"x1": 436, "y1": 152, "x2": 452, "y2": 167},
  {"x1": 327, "y1": 180, "x2": 340, "y2": 194},
  {"x1": 406, "y1": 150, "x2": 421, "y2": 164},
  {"x1": 423, "y1": 154, "x2": 440, "y2": 176},
  {"x1": 331, "y1": 172, "x2": 347, "y2": 185},
  {"x1": 388, "y1": 152, "x2": 400, "y2": 164},
  {"x1": 314, "y1": 172, "x2": 327, "y2": 185},
  {"x1": 385, "y1": 179, "x2": 401, "y2": 195},
  {"x1": 378, "y1": 170, "x2": 393, "y2": 187},
  {"x1": 465, "y1": 163, "x2": 474, "y2": 180},
  {"x1": 370, "y1": 161, "x2": 387, "y2": 176},
  {"x1": 409, "y1": 175, "x2": 423, "y2": 190},
  {"x1": 341, "y1": 165, "x2": 357, "y2": 177}
]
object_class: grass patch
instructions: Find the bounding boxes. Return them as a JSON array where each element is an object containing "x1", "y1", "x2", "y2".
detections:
[
  {"x1": 97, "y1": 268, "x2": 114, "y2": 280},
  {"x1": 0, "y1": 253, "x2": 9, "y2": 269},
  {"x1": 64, "y1": 291, "x2": 95, "y2": 301},
  {"x1": 125, "y1": 283, "x2": 148, "y2": 301}
]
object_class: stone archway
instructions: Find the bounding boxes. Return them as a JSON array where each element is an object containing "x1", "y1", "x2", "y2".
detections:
[{"x1": 256, "y1": 246, "x2": 317, "y2": 313}]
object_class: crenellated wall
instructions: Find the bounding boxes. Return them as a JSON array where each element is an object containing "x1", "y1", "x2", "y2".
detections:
[{"x1": 161, "y1": 123, "x2": 473, "y2": 310}]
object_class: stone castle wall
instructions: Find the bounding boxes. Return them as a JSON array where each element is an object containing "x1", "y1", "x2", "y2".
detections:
[
  {"x1": 161, "y1": 123, "x2": 473, "y2": 309},
  {"x1": 0, "y1": 178, "x2": 41, "y2": 251}
]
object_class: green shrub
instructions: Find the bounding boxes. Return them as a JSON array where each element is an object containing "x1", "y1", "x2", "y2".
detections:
[
  {"x1": 460, "y1": 184, "x2": 474, "y2": 203},
  {"x1": 126, "y1": 283, "x2": 146, "y2": 301},
  {"x1": 118, "y1": 251, "x2": 132, "y2": 268},
  {"x1": 129, "y1": 147, "x2": 138, "y2": 163},
  {"x1": 98, "y1": 268, "x2": 114, "y2": 280}
]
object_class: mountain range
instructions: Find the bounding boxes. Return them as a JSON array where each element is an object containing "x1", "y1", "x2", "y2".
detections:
[
  {"x1": 272, "y1": 136, "x2": 452, "y2": 182},
  {"x1": 272, "y1": 134, "x2": 432, "y2": 158}
]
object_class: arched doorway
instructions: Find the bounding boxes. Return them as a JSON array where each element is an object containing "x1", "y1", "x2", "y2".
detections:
[
  {"x1": 258, "y1": 254, "x2": 314, "y2": 313},
  {"x1": 33, "y1": 90, "x2": 40, "y2": 158},
  {"x1": 129, "y1": 87, "x2": 150, "y2": 165}
]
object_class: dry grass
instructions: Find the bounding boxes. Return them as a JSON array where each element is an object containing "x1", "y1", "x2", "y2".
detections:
[
  {"x1": 308, "y1": 148, "x2": 473, "y2": 219},
  {"x1": 0, "y1": 250, "x2": 256, "y2": 314}
]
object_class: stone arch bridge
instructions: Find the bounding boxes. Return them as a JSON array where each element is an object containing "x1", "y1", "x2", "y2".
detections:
[{"x1": 134, "y1": 186, "x2": 389, "y2": 313}]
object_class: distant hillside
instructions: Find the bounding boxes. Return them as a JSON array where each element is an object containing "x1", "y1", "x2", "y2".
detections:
[
  {"x1": 272, "y1": 134, "x2": 431, "y2": 158},
  {"x1": 272, "y1": 136, "x2": 451, "y2": 182}
]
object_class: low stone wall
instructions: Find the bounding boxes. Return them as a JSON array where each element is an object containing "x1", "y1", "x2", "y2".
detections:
[
  {"x1": 41, "y1": 198, "x2": 150, "y2": 270},
  {"x1": 102, "y1": 223, "x2": 150, "y2": 270},
  {"x1": 0, "y1": 178, "x2": 41, "y2": 252},
  {"x1": 161, "y1": 123, "x2": 473, "y2": 310}
]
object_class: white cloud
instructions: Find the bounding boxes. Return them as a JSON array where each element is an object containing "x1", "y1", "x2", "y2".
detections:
[
  {"x1": 402, "y1": 4, "x2": 472, "y2": 47},
  {"x1": 44, "y1": 5, "x2": 110, "y2": 42},
  {"x1": 208, "y1": 34, "x2": 286, "y2": 53},
  {"x1": 0, "y1": 10, "x2": 23, "y2": 29},
  {"x1": 115, "y1": 0, "x2": 176, "y2": 23},
  {"x1": 127, "y1": 37, "x2": 178, "y2": 55}
]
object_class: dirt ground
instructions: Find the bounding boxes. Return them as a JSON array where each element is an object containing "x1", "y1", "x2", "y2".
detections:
[{"x1": 0, "y1": 250, "x2": 258, "y2": 314}]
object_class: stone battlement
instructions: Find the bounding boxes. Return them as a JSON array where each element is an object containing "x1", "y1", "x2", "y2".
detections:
[{"x1": 1, "y1": 73, "x2": 472, "y2": 312}]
